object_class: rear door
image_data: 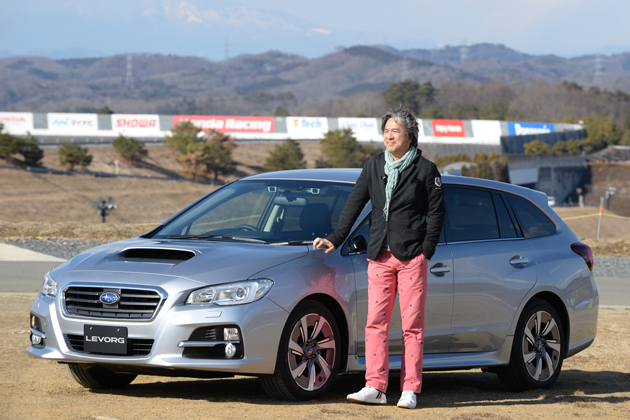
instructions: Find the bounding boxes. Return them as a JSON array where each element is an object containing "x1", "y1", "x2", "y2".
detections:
[
  {"x1": 348, "y1": 214, "x2": 454, "y2": 355},
  {"x1": 444, "y1": 187, "x2": 537, "y2": 353}
]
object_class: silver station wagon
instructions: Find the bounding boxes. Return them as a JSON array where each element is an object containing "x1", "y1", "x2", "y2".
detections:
[{"x1": 28, "y1": 168, "x2": 598, "y2": 401}]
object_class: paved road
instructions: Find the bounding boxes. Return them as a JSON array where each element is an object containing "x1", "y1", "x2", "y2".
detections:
[{"x1": 0, "y1": 244, "x2": 627, "y2": 307}]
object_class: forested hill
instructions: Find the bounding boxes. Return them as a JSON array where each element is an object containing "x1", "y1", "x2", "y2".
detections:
[{"x1": 1, "y1": 43, "x2": 630, "y2": 118}]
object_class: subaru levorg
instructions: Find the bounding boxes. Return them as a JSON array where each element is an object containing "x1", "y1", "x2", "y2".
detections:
[{"x1": 28, "y1": 168, "x2": 598, "y2": 401}]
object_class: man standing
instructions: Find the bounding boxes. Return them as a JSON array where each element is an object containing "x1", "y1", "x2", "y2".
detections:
[{"x1": 313, "y1": 107, "x2": 444, "y2": 409}]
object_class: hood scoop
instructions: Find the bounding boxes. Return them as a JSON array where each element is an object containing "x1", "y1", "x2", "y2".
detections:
[{"x1": 121, "y1": 248, "x2": 196, "y2": 262}]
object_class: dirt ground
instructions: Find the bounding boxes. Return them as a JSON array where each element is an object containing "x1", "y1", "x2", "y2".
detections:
[{"x1": 1, "y1": 294, "x2": 628, "y2": 420}]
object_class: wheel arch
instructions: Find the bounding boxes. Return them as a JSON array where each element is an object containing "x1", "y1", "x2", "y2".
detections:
[
  {"x1": 296, "y1": 293, "x2": 349, "y2": 373},
  {"x1": 526, "y1": 291, "x2": 570, "y2": 355}
]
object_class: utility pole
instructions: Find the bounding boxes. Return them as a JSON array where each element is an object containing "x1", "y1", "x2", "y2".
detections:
[
  {"x1": 126, "y1": 54, "x2": 133, "y2": 88},
  {"x1": 224, "y1": 36, "x2": 229, "y2": 61},
  {"x1": 460, "y1": 40, "x2": 468, "y2": 63},
  {"x1": 594, "y1": 55, "x2": 603, "y2": 84},
  {"x1": 401, "y1": 58, "x2": 408, "y2": 81}
]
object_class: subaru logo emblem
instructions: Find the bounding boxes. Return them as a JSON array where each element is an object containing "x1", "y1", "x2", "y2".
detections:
[{"x1": 99, "y1": 292, "x2": 120, "y2": 305}]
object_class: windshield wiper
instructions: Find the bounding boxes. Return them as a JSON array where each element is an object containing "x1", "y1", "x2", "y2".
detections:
[
  {"x1": 166, "y1": 235, "x2": 213, "y2": 239},
  {"x1": 271, "y1": 240, "x2": 314, "y2": 245},
  {"x1": 205, "y1": 235, "x2": 269, "y2": 244}
]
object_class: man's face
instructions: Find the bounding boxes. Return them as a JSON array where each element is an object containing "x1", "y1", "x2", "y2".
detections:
[{"x1": 383, "y1": 118, "x2": 411, "y2": 160}]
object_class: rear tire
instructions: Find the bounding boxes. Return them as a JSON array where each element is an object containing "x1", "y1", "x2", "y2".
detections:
[
  {"x1": 68, "y1": 363, "x2": 137, "y2": 389},
  {"x1": 497, "y1": 299, "x2": 565, "y2": 391},
  {"x1": 260, "y1": 300, "x2": 341, "y2": 401}
]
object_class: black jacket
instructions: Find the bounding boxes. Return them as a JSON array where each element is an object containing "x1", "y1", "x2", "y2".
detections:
[{"x1": 326, "y1": 151, "x2": 445, "y2": 261}]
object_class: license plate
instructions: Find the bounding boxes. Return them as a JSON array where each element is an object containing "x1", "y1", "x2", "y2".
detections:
[{"x1": 84, "y1": 325, "x2": 128, "y2": 355}]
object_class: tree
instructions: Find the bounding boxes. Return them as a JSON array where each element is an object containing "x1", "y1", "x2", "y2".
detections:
[
  {"x1": 582, "y1": 115, "x2": 622, "y2": 150},
  {"x1": 0, "y1": 123, "x2": 21, "y2": 163},
  {"x1": 274, "y1": 107, "x2": 289, "y2": 117},
  {"x1": 97, "y1": 105, "x2": 114, "y2": 114},
  {"x1": 18, "y1": 134, "x2": 43, "y2": 166},
  {"x1": 316, "y1": 129, "x2": 378, "y2": 168},
  {"x1": 478, "y1": 102, "x2": 509, "y2": 120},
  {"x1": 263, "y1": 139, "x2": 306, "y2": 171},
  {"x1": 113, "y1": 135, "x2": 148, "y2": 164},
  {"x1": 177, "y1": 130, "x2": 237, "y2": 181},
  {"x1": 59, "y1": 142, "x2": 92, "y2": 170},
  {"x1": 565, "y1": 138, "x2": 584, "y2": 154},
  {"x1": 551, "y1": 140, "x2": 567, "y2": 155},
  {"x1": 165, "y1": 120, "x2": 201, "y2": 155},
  {"x1": 383, "y1": 79, "x2": 437, "y2": 115},
  {"x1": 523, "y1": 139, "x2": 552, "y2": 155}
]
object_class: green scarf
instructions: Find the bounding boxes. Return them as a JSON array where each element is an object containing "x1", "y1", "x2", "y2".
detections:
[{"x1": 383, "y1": 147, "x2": 417, "y2": 221}]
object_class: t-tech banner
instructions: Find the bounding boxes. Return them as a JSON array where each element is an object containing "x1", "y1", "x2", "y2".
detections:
[
  {"x1": 112, "y1": 114, "x2": 161, "y2": 136},
  {"x1": 47, "y1": 113, "x2": 99, "y2": 135},
  {"x1": 338, "y1": 118, "x2": 380, "y2": 141},
  {"x1": 508, "y1": 121, "x2": 555, "y2": 136},
  {"x1": 173, "y1": 115, "x2": 275, "y2": 133},
  {"x1": 432, "y1": 119, "x2": 466, "y2": 137},
  {"x1": 286, "y1": 117, "x2": 329, "y2": 138},
  {"x1": 0, "y1": 112, "x2": 33, "y2": 135}
]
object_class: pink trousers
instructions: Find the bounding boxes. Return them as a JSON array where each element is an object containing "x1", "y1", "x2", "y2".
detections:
[{"x1": 365, "y1": 250, "x2": 427, "y2": 393}]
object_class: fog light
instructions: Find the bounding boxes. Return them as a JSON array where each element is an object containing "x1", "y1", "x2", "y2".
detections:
[
  {"x1": 224, "y1": 327, "x2": 240, "y2": 341},
  {"x1": 31, "y1": 334, "x2": 42, "y2": 345},
  {"x1": 225, "y1": 343, "x2": 236, "y2": 358}
]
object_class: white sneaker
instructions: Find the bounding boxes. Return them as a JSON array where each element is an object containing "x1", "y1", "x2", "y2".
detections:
[
  {"x1": 347, "y1": 386, "x2": 387, "y2": 404},
  {"x1": 397, "y1": 391, "x2": 417, "y2": 409}
]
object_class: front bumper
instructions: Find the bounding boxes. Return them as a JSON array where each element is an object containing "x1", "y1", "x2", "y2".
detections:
[{"x1": 27, "y1": 292, "x2": 289, "y2": 375}]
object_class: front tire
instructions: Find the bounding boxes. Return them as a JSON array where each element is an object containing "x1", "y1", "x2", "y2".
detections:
[
  {"x1": 260, "y1": 300, "x2": 341, "y2": 401},
  {"x1": 497, "y1": 299, "x2": 565, "y2": 391},
  {"x1": 68, "y1": 363, "x2": 137, "y2": 389}
]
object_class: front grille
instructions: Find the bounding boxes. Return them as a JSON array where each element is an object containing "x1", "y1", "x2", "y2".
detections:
[
  {"x1": 64, "y1": 287, "x2": 162, "y2": 320},
  {"x1": 67, "y1": 334, "x2": 154, "y2": 356}
]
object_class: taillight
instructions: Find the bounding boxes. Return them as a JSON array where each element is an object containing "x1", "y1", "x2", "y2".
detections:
[{"x1": 571, "y1": 242, "x2": 594, "y2": 271}]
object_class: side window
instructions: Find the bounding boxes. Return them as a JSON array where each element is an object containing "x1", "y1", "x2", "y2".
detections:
[
  {"x1": 492, "y1": 193, "x2": 518, "y2": 239},
  {"x1": 506, "y1": 194, "x2": 556, "y2": 239},
  {"x1": 444, "y1": 187, "x2": 500, "y2": 242},
  {"x1": 347, "y1": 214, "x2": 371, "y2": 254}
]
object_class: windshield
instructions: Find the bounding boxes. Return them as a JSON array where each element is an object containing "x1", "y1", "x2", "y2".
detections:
[{"x1": 152, "y1": 180, "x2": 355, "y2": 243}]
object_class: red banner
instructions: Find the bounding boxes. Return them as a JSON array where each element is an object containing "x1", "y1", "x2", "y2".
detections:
[
  {"x1": 432, "y1": 119, "x2": 465, "y2": 137},
  {"x1": 174, "y1": 115, "x2": 275, "y2": 133}
]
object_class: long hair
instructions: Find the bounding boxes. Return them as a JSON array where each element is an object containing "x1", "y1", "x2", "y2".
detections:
[{"x1": 381, "y1": 106, "x2": 419, "y2": 148}]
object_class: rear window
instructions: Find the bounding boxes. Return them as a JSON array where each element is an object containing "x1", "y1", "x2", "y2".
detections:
[
  {"x1": 445, "y1": 188, "x2": 499, "y2": 242},
  {"x1": 506, "y1": 194, "x2": 556, "y2": 239}
]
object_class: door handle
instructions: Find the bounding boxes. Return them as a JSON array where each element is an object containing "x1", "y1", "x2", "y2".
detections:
[
  {"x1": 430, "y1": 265, "x2": 452, "y2": 274},
  {"x1": 509, "y1": 256, "x2": 530, "y2": 266}
]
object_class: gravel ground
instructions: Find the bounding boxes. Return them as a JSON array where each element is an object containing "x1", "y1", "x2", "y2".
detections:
[
  {"x1": 2, "y1": 238, "x2": 629, "y2": 277},
  {"x1": 1, "y1": 238, "x2": 108, "y2": 260}
]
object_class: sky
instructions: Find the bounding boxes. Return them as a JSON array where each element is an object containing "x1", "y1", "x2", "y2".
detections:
[{"x1": 1, "y1": 0, "x2": 629, "y2": 61}]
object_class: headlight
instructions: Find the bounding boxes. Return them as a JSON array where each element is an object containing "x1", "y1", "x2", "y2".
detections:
[
  {"x1": 42, "y1": 272, "x2": 57, "y2": 297},
  {"x1": 185, "y1": 279, "x2": 273, "y2": 306}
]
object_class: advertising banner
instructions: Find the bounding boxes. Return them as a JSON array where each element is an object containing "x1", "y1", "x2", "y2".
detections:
[
  {"x1": 508, "y1": 121, "x2": 555, "y2": 136},
  {"x1": 47, "y1": 113, "x2": 99, "y2": 135},
  {"x1": 432, "y1": 119, "x2": 466, "y2": 137},
  {"x1": 286, "y1": 117, "x2": 329, "y2": 139},
  {"x1": 470, "y1": 120, "x2": 502, "y2": 145},
  {"x1": 173, "y1": 115, "x2": 275, "y2": 133},
  {"x1": 338, "y1": 118, "x2": 380, "y2": 141},
  {"x1": 0, "y1": 112, "x2": 33, "y2": 135},
  {"x1": 112, "y1": 114, "x2": 161, "y2": 136}
]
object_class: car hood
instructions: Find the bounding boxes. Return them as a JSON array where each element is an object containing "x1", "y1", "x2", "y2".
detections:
[{"x1": 50, "y1": 238, "x2": 309, "y2": 287}]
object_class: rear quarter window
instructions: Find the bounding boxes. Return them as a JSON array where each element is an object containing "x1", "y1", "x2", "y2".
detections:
[{"x1": 506, "y1": 194, "x2": 556, "y2": 239}]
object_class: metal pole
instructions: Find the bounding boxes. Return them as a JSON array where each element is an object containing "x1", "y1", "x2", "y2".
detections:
[{"x1": 597, "y1": 197, "x2": 604, "y2": 239}]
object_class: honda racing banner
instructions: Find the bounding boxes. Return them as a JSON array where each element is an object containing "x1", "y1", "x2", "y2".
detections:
[
  {"x1": 338, "y1": 118, "x2": 380, "y2": 142},
  {"x1": 508, "y1": 121, "x2": 555, "y2": 136},
  {"x1": 112, "y1": 114, "x2": 161, "y2": 136},
  {"x1": 432, "y1": 119, "x2": 466, "y2": 137},
  {"x1": 47, "y1": 113, "x2": 99, "y2": 135},
  {"x1": 0, "y1": 112, "x2": 33, "y2": 135},
  {"x1": 173, "y1": 115, "x2": 275, "y2": 133},
  {"x1": 286, "y1": 117, "x2": 329, "y2": 139}
]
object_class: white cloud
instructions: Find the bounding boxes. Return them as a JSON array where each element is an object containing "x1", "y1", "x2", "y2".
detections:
[{"x1": 312, "y1": 28, "x2": 331, "y2": 35}]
